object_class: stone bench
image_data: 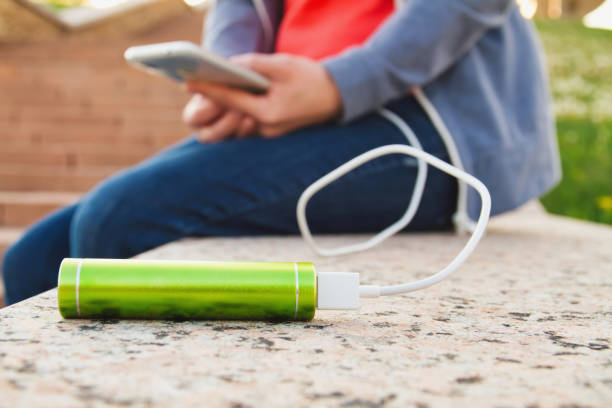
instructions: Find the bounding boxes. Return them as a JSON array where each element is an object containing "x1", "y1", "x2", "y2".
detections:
[{"x1": 1, "y1": 202, "x2": 610, "y2": 407}]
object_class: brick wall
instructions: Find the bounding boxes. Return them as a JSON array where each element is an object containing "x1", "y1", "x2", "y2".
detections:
[{"x1": 0, "y1": 11, "x2": 204, "y2": 192}]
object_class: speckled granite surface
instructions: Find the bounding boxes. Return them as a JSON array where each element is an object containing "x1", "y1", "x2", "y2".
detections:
[{"x1": 1, "y1": 203, "x2": 611, "y2": 407}]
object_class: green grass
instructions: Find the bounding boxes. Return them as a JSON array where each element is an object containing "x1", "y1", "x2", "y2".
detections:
[{"x1": 535, "y1": 19, "x2": 612, "y2": 225}]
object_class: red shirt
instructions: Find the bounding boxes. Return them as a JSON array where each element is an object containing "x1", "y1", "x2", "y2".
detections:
[{"x1": 275, "y1": 0, "x2": 394, "y2": 61}]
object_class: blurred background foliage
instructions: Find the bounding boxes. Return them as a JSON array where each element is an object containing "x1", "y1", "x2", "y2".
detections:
[{"x1": 536, "y1": 19, "x2": 612, "y2": 224}]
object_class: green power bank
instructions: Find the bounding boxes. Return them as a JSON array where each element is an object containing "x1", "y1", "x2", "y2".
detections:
[{"x1": 58, "y1": 258, "x2": 317, "y2": 321}]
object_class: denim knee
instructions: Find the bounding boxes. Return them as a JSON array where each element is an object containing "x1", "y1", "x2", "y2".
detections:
[
  {"x1": 70, "y1": 184, "x2": 127, "y2": 258},
  {"x1": 69, "y1": 166, "x2": 170, "y2": 258}
]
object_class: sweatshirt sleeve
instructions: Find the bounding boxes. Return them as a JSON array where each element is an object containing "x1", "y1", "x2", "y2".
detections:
[
  {"x1": 203, "y1": 0, "x2": 283, "y2": 57},
  {"x1": 322, "y1": 0, "x2": 517, "y2": 122}
]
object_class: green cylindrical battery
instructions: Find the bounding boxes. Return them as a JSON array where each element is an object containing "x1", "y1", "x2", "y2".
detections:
[{"x1": 58, "y1": 258, "x2": 316, "y2": 321}]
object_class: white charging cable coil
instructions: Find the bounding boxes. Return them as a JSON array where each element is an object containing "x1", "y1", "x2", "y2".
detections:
[{"x1": 297, "y1": 107, "x2": 491, "y2": 301}]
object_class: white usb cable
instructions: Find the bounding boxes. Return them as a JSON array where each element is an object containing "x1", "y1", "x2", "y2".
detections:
[
  {"x1": 297, "y1": 104, "x2": 491, "y2": 309},
  {"x1": 297, "y1": 109, "x2": 428, "y2": 257},
  {"x1": 413, "y1": 88, "x2": 477, "y2": 234}
]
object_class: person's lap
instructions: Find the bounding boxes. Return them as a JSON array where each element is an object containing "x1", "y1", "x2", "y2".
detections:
[{"x1": 2, "y1": 96, "x2": 457, "y2": 305}]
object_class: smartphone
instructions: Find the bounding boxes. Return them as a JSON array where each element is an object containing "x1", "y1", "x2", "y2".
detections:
[{"x1": 124, "y1": 41, "x2": 270, "y2": 94}]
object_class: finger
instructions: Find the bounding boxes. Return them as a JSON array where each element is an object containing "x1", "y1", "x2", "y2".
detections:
[
  {"x1": 259, "y1": 123, "x2": 290, "y2": 139},
  {"x1": 182, "y1": 94, "x2": 225, "y2": 127},
  {"x1": 198, "y1": 110, "x2": 243, "y2": 143},
  {"x1": 186, "y1": 81, "x2": 264, "y2": 119},
  {"x1": 235, "y1": 116, "x2": 257, "y2": 139},
  {"x1": 258, "y1": 116, "x2": 310, "y2": 138},
  {"x1": 230, "y1": 53, "x2": 291, "y2": 79}
]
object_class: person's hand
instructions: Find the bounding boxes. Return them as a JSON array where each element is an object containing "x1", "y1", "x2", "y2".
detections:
[
  {"x1": 186, "y1": 53, "x2": 342, "y2": 138},
  {"x1": 182, "y1": 94, "x2": 257, "y2": 142}
]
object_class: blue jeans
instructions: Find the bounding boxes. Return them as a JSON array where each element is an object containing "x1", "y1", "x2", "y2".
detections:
[{"x1": 2, "y1": 97, "x2": 456, "y2": 305}]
